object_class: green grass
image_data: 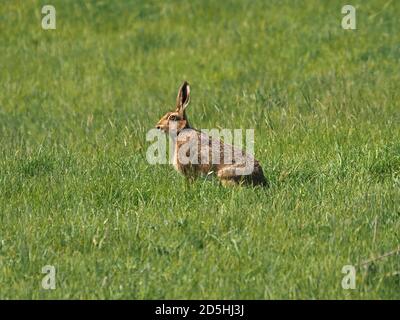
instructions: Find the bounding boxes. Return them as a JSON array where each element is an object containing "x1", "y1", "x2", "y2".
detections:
[{"x1": 0, "y1": 0, "x2": 399, "y2": 299}]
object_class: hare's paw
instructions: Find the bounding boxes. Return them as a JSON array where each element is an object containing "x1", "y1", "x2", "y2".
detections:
[{"x1": 219, "y1": 178, "x2": 240, "y2": 187}]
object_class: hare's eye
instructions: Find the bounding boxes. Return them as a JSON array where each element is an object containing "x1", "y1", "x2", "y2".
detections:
[{"x1": 169, "y1": 115, "x2": 178, "y2": 121}]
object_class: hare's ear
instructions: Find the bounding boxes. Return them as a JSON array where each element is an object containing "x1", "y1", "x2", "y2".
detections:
[{"x1": 176, "y1": 81, "x2": 190, "y2": 112}]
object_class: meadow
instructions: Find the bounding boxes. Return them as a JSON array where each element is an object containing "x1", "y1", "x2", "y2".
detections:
[{"x1": 0, "y1": 0, "x2": 399, "y2": 299}]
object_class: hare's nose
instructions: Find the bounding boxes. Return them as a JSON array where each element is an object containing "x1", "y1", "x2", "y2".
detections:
[{"x1": 156, "y1": 125, "x2": 161, "y2": 130}]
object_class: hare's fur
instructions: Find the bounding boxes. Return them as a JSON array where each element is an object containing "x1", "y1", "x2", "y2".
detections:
[{"x1": 156, "y1": 81, "x2": 268, "y2": 187}]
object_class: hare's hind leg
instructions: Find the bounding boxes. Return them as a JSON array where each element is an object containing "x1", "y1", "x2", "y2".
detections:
[
  {"x1": 217, "y1": 167, "x2": 243, "y2": 187},
  {"x1": 219, "y1": 178, "x2": 241, "y2": 187}
]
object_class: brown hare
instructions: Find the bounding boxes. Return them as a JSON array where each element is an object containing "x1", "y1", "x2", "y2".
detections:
[{"x1": 156, "y1": 81, "x2": 268, "y2": 187}]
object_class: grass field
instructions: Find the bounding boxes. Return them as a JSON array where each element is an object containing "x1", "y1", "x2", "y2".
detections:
[{"x1": 0, "y1": 0, "x2": 399, "y2": 299}]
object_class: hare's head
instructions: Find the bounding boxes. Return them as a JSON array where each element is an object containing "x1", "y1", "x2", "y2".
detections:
[{"x1": 156, "y1": 81, "x2": 191, "y2": 134}]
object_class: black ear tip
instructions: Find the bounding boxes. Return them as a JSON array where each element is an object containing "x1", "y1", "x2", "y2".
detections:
[{"x1": 183, "y1": 80, "x2": 190, "y2": 87}]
